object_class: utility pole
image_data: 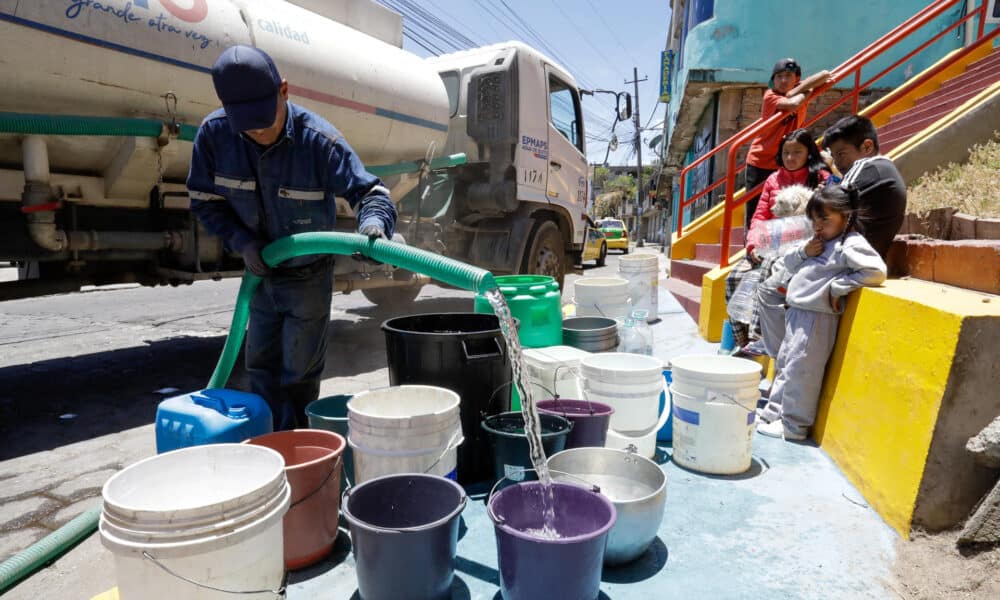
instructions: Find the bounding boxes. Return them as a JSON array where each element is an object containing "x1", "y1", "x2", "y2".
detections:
[{"x1": 625, "y1": 67, "x2": 647, "y2": 243}]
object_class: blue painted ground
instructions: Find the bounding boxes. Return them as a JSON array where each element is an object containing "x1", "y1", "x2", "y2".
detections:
[{"x1": 288, "y1": 276, "x2": 898, "y2": 599}]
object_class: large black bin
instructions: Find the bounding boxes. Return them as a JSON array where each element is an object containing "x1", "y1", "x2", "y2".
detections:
[{"x1": 382, "y1": 313, "x2": 512, "y2": 483}]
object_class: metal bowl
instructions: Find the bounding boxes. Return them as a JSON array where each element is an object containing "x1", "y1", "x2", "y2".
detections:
[{"x1": 547, "y1": 447, "x2": 666, "y2": 565}]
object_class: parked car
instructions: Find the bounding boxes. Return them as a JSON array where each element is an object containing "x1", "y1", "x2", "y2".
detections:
[
  {"x1": 596, "y1": 218, "x2": 629, "y2": 253},
  {"x1": 581, "y1": 225, "x2": 608, "y2": 267}
]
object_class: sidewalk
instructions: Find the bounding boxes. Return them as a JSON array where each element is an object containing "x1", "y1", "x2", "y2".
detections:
[{"x1": 289, "y1": 264, "x2": 899, "y2": 599}]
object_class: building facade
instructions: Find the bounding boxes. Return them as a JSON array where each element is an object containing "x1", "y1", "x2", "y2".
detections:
[{"x1": 658, "y1": 0, "x2": 967, "y2": 233}]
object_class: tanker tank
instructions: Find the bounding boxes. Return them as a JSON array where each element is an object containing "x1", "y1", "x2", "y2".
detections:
[{"x1": 0, "y1": 0, "x2": 450, "y2": 193}]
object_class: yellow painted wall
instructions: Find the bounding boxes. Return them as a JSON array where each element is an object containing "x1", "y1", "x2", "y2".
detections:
[
  {"x1": 813, "y1": 279, "x2": 999, "y2": 536},
  {"x1": 698, "y1": 259, "x2": 739, "y2": 342},
  {"x1": 671, "y1": 194, "x2": 747, "y2": 260}
]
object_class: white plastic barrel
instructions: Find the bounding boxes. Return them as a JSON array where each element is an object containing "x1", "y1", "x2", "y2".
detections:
[
  {"x1": 524, "y1": 345, "x2": 591, "y2": 400},
  {"x1": 574, "y1": 277, "x2": 631, "y2": 320},
  {"x1": 618, "y1": 254, "x2": 659, "y2": 322},
  {"x1": 580, "y1": 353, "x2": 668, "y2": 433},
  {"x1": 668, "y1": 355, "x2": 762, "y2": 475},
  {"x1": 99, "y1": 444, "x2": 290, "y2": 600},
  {"x1": 348, "y1": 385, "x2": 463, "y2": 483}
]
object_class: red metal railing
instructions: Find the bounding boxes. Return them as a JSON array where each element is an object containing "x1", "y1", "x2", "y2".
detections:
[{"x1": 676, "y1": 0, "x2": 998, "y2": 268}]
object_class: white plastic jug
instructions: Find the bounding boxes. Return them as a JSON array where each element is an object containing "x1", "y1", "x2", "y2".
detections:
[{"x1": 574, "y1": 277, "x2": 631, "y2": 320}]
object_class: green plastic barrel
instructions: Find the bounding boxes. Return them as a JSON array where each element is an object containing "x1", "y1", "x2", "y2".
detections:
[{"x1": 474, "y1": 275, "x2": 563, "y2": 349}]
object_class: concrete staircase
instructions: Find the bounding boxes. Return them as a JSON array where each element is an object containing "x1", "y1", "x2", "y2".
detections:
[
  {"x1": 666, "y1": 226, "x2": 744, "y2": 322},
  {"x1": 880, "y1": 46, "x2": 1000, "y2": 153}
]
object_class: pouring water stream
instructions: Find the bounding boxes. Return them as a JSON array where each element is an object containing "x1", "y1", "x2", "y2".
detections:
[{"x1": 485, "y1": 288, "x2": 559, "y2": 539}]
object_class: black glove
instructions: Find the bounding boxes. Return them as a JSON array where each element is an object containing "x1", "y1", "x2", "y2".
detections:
[
  {"x1": 240, "y1": 240, "x2": 271, "y2": 277},
  {"x1": 359, "y1": 223, "x2": 385, "y2": 240}
]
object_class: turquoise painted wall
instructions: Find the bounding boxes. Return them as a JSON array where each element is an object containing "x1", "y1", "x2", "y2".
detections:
[{"x1": 666, "y1": 0, "x2": 967, "y2": 138}]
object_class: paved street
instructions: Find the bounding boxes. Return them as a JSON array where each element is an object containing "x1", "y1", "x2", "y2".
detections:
[{"x1": 0, "y1": 248, "x2": 662, "y2": 599}]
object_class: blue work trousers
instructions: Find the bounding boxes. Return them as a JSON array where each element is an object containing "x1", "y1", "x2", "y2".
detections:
[{"x1": 246, "y1": 261, "x2": 334, "y2": 431}]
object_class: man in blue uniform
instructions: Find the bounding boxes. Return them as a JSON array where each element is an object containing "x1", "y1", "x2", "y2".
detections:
[{"x1": 187, "y1": 45, "x2": 396, "y2": 430}]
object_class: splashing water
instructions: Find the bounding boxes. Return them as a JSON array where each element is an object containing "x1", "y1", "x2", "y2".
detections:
[{"x1": 486, "y1": 288, "x2": 559, "y2": 538}]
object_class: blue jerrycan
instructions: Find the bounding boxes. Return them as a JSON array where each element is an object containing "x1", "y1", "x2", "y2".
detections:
[{"x1": 155, "y1": 389, "x2": 272, "y2": 453}]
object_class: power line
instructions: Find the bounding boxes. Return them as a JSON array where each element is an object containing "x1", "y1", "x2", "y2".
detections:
[
  {"x1": 582, "y1": 0, "x2": 642, "y2": 66},
  {"x1": 548, "y1": 0, "x2": 622, "y2": 75}
]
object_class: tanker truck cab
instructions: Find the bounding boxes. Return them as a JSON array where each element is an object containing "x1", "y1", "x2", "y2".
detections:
[{"x1": 421, "y1": 43, "x2": 588, "y2": 289}]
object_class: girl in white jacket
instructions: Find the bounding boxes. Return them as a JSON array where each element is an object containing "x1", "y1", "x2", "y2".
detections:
[{"x1": 756, "y1": 184, "x2": 887, "y2": 441}]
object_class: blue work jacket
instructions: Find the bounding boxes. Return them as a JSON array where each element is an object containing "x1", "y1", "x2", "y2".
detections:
[{"x1": 187, "y1": 101, "x2": 396, "y2": 268}]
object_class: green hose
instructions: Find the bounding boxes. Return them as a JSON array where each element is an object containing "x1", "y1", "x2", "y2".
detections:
[
  {"x1": 207, "y1": 232, "x2": 497, "y2": 389},
  {"x1": 0, "y1": 507, "x2": 100, "y2": 595}
]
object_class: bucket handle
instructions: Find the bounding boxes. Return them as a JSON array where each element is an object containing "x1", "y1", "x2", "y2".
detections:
[
  {"x1": 653, "y1": 379, "x2": 671, "y2": 432},
  {"x1": 485, "y1": 469, "x2": 601, "y2": 525},
  {"x1": 420, "y1": 427, "x2": 465, "y2": 476},
  {"x1": 141, "y1": 550, "x2": 286, "y2": 597},
  {"x1": 461, "y1": 337, "x2": 504, "y2": 362},
  {"x1": 483, "y1": 380, "x2": 559, "y2": 417},
  {"x1": 341, "y1": 488, "x2": 468, "y2": 535},
  {"x1": 289, "y1": 454, "x2": 344, "y2": 510},
  {"x1": 703, "y1": 390, "x2": 758, "y2": 413}
]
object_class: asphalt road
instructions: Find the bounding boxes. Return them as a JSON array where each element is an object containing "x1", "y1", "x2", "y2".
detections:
[{"x1": 0, "y1": 247, "x2": 655, "y2": 599}]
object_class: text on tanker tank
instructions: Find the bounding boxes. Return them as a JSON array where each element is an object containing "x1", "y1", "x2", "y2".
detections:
[{"x1": 64, "y1": 0, "x2": 215, "y2": 49}]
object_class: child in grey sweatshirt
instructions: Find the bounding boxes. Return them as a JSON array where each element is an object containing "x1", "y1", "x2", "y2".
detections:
[{"x1": 757, "y1": 184, "x2": 886, "y2": 441}]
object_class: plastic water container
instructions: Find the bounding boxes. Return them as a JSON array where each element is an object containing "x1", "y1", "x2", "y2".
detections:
[
  {"x1": 155, "y1": 389, "x2": 272, "y2": 454},
  {"x1": 100, "y1": 444, "x2": 290, "y2": 600},
  {"x1": 573, "y1": 277, "x2": 631, "y2": 320},
  {"x1": 669, "y1": 355, "x2": 762, "y2": 475},
  {"x1": 348, "y1": 385, "x2": 463, "y2": 484},
  {"x1": 523, "y1": 345, "x2": 591, "y2": 400},
  {"x1": 618, "y1": 254, "x2": 659, "y2": 322},
  {"x1": 474, "y1": 275, "x2": 562, "y2": 348},
  {"x1": 580, "y1": 353, "x2": 669, "y2": 433}
]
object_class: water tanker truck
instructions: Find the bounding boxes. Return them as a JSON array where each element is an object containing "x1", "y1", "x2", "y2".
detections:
[{"x1": 0, "y1": 0, "x2": 600, "y2": 303}]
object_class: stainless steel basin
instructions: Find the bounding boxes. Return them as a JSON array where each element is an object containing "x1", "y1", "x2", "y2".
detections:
[{"x1": 547, "y1": 447, "x2": 666, "y2": 565}]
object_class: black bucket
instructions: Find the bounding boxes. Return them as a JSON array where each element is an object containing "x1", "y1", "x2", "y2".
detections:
[
  {"x1": 481, "y1": 412, "x2": 572, "y2": 486},
  {"x1": 382, "y1": 313, "x2": 513, "y2": 484}
]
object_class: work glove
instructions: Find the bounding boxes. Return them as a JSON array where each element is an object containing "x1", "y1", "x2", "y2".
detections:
[
  {"x1": 240, "y1": 240, "x2": 271, "y2": 277},
  {"x1": 359, "y1": 222, "x2": 386, "y2": 240}
]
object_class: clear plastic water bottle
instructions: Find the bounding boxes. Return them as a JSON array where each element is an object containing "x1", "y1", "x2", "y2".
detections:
[{"x1": 631, "y1": 310, "x2": 654, "y2": 355}]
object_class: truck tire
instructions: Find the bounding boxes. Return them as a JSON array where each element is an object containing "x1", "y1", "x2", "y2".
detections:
[
  {"x1": 522, "y1": 220, "x2": 566, "y2": 289},
  {"x1": 362, "y1": 284, "x2": 422, "y2": 307}
]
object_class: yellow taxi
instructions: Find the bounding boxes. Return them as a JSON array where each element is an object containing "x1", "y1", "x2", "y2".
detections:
[{"x1": 596, "y1": 218, "x2": 629, "y2": 253}]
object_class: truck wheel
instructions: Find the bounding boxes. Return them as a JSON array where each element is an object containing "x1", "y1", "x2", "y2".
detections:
[
  {"x1": 522, "y1": 220, "x2": 565, "y2": 289},
  {"x1": 596, "y1": 243, "x2": 607, "y2": 267},
  {"x1": 362, "y1": 284, "x2": 422, "y2": 307}
]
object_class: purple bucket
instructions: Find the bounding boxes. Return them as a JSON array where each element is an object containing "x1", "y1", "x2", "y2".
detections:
[
  {"x1": 488, "y1": 481, "x2": 616, "y2": 600},
  {"x1": 537, "y1": 399, "x2": 614, "y2": 449}
]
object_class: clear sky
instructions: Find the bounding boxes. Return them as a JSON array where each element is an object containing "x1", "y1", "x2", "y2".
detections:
[{"x1": 378, "y1": 0, "x2": 672, "y2": 167}]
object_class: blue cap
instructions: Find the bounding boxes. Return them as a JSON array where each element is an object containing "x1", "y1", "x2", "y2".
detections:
[{"x1": 211, "y1": 45, "x2": 282, "y2": 132}]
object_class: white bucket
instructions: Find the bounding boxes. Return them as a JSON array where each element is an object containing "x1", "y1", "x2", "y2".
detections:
[
  {"x1": 618, "y1": 254, "x2": 659, "y2": 322},
  {"x1": 99, "y1": 444, "x2": 290, "y2": 600},
  {"x1": 524, "y1": 345, "x2": 591, "y2": 400},
  {"x1": 574, "y1": 277, "x2": 631, "y2": 320},
  {"x1": 348, "y1": 385, "x2": 463, "y2": 484},
  {"x1": 668, "y1": 355, "x2": 762, "y2": 475},
  {"x1": 604, "y1": 423, "x2": 661, "y2": 459},
  {"x1": 580, "y1": 353, "x2": 668, "y2": 432}
]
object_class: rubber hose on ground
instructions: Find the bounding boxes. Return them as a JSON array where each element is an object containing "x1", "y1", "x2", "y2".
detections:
[
  {"x1": 207, "y1": 232, "x2": 496, "y2": 389},
  {"x1": 0, "y1": 507, "x2": 101, "y2": 595}
]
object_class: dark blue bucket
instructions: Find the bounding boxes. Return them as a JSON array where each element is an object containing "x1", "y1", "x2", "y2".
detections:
[{"x1": 342, "y1": 473, "x2": 467, "y2": 600}]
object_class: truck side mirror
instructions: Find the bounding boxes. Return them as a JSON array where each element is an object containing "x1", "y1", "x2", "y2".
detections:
[{"x1": 618, "y1": 93, "x2": 632, "y2": 121}]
